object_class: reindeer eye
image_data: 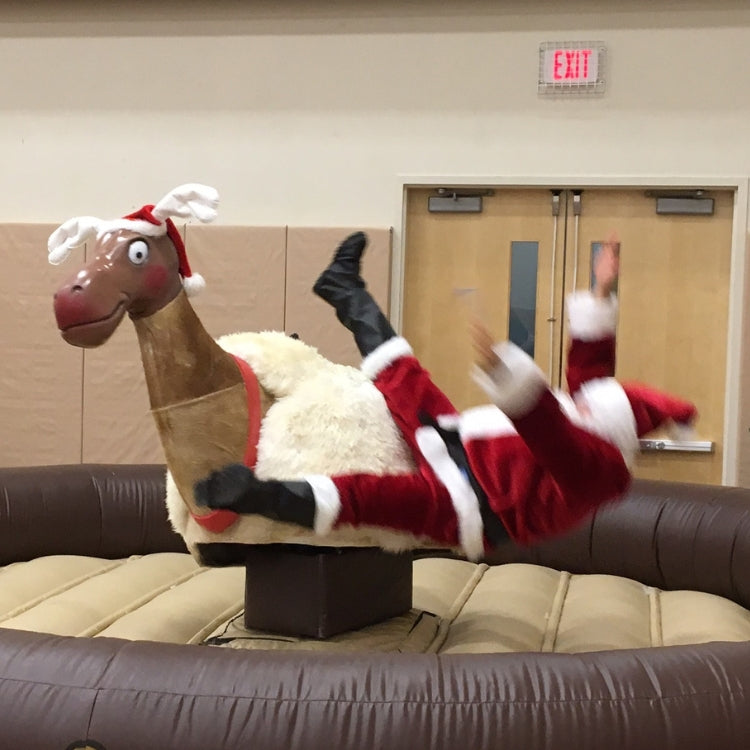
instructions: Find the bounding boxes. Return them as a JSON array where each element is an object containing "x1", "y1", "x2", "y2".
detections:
[{"x1": 128, "y1": 239, "x2": 149, "y2": 265}]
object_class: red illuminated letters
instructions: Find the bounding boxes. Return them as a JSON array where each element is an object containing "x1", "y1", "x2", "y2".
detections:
[{"x1": 553, "y1": 49, "x2": 592, "y2": 81}]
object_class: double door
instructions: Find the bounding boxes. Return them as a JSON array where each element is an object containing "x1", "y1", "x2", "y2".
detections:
[{"x1": 402, "y1": 187, "x2": 734, "y2": 484}]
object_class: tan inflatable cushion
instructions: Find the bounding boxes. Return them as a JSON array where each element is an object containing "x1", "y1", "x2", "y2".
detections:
[
  {"x1": 429, "y1": 560, "x2": 750, "y2": 653},
  {"x1": 1, "y1": 555, "x2": 749, "y2": 653},
  {"x1": 0, "y1": 553, "x2": 244, "y2": 644}
]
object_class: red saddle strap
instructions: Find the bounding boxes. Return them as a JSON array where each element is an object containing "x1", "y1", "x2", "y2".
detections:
[{"x1": 192, "y1": 354, "x2": 262, "y2": 533}]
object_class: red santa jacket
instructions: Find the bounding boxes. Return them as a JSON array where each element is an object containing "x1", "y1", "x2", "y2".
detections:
[{"x1": 303, "y1": 292, "x2": 694, "y2": 559}]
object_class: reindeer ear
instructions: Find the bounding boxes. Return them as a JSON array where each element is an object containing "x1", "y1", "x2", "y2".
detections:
[
  {"x1": 152, "y1": 184, "x2": 219, "y2": 225},
  {"x1": 48, "y1": 216, "x2": 104, "y2": 264}
]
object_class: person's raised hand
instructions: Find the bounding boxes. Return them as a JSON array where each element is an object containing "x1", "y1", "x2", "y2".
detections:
[
  {"x1": 470, "y1": 318, "x2": 500, "y2": 374},
  {"x1": 593, "y1": 230, "x2": 620, "y2": 298}
]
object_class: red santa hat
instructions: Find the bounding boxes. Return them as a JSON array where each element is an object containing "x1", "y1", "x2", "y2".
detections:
[
  {"x1": 620, "y1": 382, "x2": 698, "y2": 439},
  {"x1": 48, "y1": 183, "x2": 219, "y2": 297}
]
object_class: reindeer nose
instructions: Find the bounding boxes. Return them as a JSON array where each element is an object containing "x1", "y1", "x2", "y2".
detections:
[
  {"x1": 53, "y1": 284, "x2": 92, "y2": 330},
  {"x1": 53, "y1": 283, "x2": 83, "y2": 302}
]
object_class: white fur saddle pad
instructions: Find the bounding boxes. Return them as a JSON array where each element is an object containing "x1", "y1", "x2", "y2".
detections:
[{"x1": 1, "y1": 554, "x2": 748, "y2": 653}]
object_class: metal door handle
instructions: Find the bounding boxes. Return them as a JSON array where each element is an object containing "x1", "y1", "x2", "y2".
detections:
[{"x1": 639, "y1": 439, "x2": 714, "y2": 453}]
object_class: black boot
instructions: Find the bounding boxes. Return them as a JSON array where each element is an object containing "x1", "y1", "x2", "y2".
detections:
[
  {"x1": 194, "y1": 464, "x2": 315, "y2": 529},
  {"x1": 313, "y1": 231, "x2": 397, "y2": 357},
  {"x1": 313, "y1": 231, "x2": 367, "y2": 300}
]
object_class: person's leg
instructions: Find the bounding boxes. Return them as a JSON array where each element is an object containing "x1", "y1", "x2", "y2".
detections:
[
  {"x1": 367, "y1": 352, "x2": 458, "y2": 458},
  {"x1": 315, "y1": 231, "x2": 460, "y2": 444},
  {"x1": 313, "y1": 231, "x2": 396, "y2": 357}
]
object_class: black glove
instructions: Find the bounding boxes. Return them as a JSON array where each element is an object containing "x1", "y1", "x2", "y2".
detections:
[
  {"x1": 194, "y1": 464, "x2": 316, "y2": 529},
  {"x1": 194, "y1": 463, "x2": 263, "y2": 511}
]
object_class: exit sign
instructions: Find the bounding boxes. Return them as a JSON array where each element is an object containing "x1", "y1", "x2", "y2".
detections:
[{"x1": 538, "y1": 41, "x2": 607, "y2": 96}]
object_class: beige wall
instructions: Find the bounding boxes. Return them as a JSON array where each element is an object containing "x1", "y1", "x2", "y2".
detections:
[
  {"x1": 3, "y1": 1, "x2": 750, "y2": 478},
  {"x1": 2, "y1": 2, "x2": 750, "y2": 228},
  {"x1": 0, "y1": 225, "x2": 391, "y2": 467}
]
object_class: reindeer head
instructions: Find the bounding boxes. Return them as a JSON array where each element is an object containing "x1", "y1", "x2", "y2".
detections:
[{"x1": 50, "y1": 184, "x2": 218, "y2": 348}]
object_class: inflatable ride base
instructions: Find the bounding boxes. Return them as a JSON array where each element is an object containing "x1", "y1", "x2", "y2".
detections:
[{"x1": 242, "y1": 544, "x2": 413, "y2": 638}]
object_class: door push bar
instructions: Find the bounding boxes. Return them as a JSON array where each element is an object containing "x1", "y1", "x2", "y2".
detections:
[{"x1": 639, "y1": 439, "x2": 714, "y2": 453}]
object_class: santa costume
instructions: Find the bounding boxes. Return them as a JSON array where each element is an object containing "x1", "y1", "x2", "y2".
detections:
[{"x1": 195, "y1": 233, "x2": 697, "y2": 561}]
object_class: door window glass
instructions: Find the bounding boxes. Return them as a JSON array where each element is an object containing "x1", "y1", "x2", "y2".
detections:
[{"x1": 509, "y1": 241, "x2": 539, "y2": 357}]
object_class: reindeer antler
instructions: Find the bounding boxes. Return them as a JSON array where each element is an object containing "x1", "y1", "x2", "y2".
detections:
[
  {"x1": 48, "y1": 216, "x2": 105, "y2": 265},
  {"x1": 152, "y1": 184, "x2": 219, "y2": 225}
]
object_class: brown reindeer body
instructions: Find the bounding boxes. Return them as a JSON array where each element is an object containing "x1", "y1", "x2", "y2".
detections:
[
  {"x1": 133, "y1": 290, "x2": 272, "y2": 523},
  {"x1": 49, "y1": 185, "x2": 421, "y2": 560}
]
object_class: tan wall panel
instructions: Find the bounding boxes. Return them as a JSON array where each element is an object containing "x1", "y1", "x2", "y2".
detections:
[
  {"x1": 285, "y1": 228, "x2": 392, "y2": 367},
  {"x1": 182, "y1": 225, "x2": 287, "y2": 340},
  {"x1": 81, "y1": 225, "x2": 286, "y2": 464},
  {"x1": 0, "y1": 224, "x2": 83, "y2": 467},
  {"x1": 81, "y1": 325, "x2": 162, "y2": 464}
]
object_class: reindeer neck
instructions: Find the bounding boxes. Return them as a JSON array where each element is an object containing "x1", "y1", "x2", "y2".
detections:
[{"x1": 133, "y1": 290, "x2": 242, "y2": 409}]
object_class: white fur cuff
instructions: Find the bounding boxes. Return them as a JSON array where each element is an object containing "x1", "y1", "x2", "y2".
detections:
[
  {"x1": 577, "y1": 378, "x2": 640, "y2": 467},
  {"x1": 471, "y1": 342, "x2": 547, "y2": 419},
  {"x1": 361, "y1": 336, "x2": 413, "y2": 380},
  {"x1": 566, "y1": 291, "x2": 618, "y2": 341},
  {"x1": 305, "y1": 475, "x2": 341, "y2": 535}
]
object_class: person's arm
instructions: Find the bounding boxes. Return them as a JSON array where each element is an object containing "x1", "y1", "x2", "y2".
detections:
[
  {"x1": 565, "y1": 233, "x2": 620, "y2": 395},
  {"x1": 592, "y1": 232, "x2": 620, "y2": 299},
  {"x1": 470, "y1": 317, "x2": 501, "y2": 376},
  {"x1": 469, "y1": 318, "x2": 549, "y2": 419}
]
